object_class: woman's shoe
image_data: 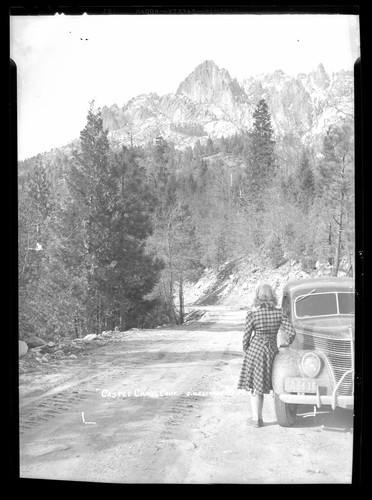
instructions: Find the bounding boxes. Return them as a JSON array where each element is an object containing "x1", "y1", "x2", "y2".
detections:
[{"x1": 249, "y1": 418, "x2": 263, "y2": 428}]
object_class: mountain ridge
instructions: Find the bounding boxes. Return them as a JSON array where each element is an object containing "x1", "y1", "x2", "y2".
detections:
[{"x1": 101, "y1": 59, "x2": 353, "y2": 152}]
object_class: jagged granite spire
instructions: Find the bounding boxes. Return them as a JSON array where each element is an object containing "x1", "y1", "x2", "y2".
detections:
[
  {"x1": 310, "y1": 63, "x2": 330, "y2": 89},
  {"x1": 176, "y1": 60, "x2": 235, "y2": 102}
]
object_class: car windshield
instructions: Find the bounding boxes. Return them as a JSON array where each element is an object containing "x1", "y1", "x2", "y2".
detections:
[
  {"x1": 338, "y1": 292, "x2": 355, "y2": 314},
  {"x1": 295, "y1": 292, "x2": 354, "y2": 318}
]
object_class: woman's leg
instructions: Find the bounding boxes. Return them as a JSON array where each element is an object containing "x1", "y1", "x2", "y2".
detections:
[
  {"x1": 250, "y1": 392, "x2": 264, "y2": 420},
  {"x1": 250, "y1": 393, "x2": 259, "y2": 420},
  {"x1": 257, "y1": 394, "x2": 264, "y2": 421}
]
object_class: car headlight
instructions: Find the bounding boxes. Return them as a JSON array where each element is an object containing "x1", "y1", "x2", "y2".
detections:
[{"x1": 301, "y1": 352, "x2": 321, "y2": 378}]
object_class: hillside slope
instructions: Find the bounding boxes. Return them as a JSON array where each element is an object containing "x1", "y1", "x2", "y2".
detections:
[{"x1": 181, "y1": 258, "x2": 347, "y2": 310}]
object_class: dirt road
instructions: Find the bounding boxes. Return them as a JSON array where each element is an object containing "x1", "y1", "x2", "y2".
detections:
[{"x1": 19, "y1": 306, "x2": 354, "y2": 484}]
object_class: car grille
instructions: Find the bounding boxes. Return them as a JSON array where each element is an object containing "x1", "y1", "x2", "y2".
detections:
[{"x1": 296, "y1": 328, "x2": 354, "y2": 396}]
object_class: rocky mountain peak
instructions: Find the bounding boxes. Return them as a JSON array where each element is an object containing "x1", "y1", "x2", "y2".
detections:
[
  {"x1": 310, "y1": 62, "x2": 330, "y2": 90},
  {"x1": 99, "y1": 60, "x2": 352, "y2": 155},
  {"x1": 176, "y1": 59, "x2": 235, "y2": 103}
]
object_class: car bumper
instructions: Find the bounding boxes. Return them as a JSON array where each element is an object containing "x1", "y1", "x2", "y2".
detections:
[
  {"x1": 279, "y1": 393, "x2": 354, "y2": 410},
  {"x1": 280, "y1": 367, "x2": 354, "y2": 410}
]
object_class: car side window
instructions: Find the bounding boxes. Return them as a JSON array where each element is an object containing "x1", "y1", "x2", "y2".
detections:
[{"x1": 282, "y1": 294, "x2": 291, "y2": 318}]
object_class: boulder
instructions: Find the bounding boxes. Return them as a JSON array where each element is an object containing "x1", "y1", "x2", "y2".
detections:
[
  {"x1": 26, "y1": 336, "x2": 46, "y2": 349},
  {"x1": 41, "y1": 355, "x2": 50, "y2": 363},
  {"x1": 19, "y1": 340, "x2": 28, "y2": 357},
  {"x1": 69, "y1": 354, "x2": 78, "y2": 359},
  {"x1": 82, "y1": 334, "x2": 98, "y2": 342}
]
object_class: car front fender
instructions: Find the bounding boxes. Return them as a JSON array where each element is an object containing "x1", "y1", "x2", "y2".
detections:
[
  {"x1": 272, "y1": 347, "x2": 335, "y2": 396},
  {"x1": 272, "y1": 347, "x2": 303, "y2": 394}
]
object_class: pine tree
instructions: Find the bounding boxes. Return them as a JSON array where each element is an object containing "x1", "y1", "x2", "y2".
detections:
[
  {"x1": 319, "y1": 122, "x2": 354, "y2": 276},
  {"x1": 66, "y1": 105, "x2": 165, "y2": 333},
  {"x1": 205, "y1": 137, "x2": 214, "y2": 156},
  {"x1": 144, "y1": 136, "x2": 172, "y2": 194},
  {"x1": 193, "y1": 139, "x2": 203, "y2": 159},
  {"x1": 109, "y1": 146, "x2": 163, "y2": 330},
  {"x1": 27, "y1": 160, "x2": 55, "y2": 218},
  {"x1": 231, "y1": 133, "x2": 244, "y2": 156},
  {"x1": 244, "y1": 99, "x2": 276, "y2": 208},
  {"x1": 19, "y1": 162, "x2": 53, "y2": 286},
  {"x1": 18, "y1": 160, "x2": 83, "y2": 340},
  {"x1": 296, "y1": 148, "x2": 316, "y2": 210},
  {"x1": 219, "y1": 135, "x2": 229, "y2": 154},
  {"x1": 66, "y1": 103, "x2": 115, "y2": 332}
]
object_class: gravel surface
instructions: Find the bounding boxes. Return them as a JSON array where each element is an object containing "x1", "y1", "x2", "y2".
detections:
[{"x1": 19, "y1": 306, "x2": 354, "y2": 484}]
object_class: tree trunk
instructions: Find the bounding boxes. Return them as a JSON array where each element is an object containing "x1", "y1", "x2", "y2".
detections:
[
  {"x1": 328, "y1": 223, "x2": 333, "y2": 266},
  {"x1": 119, "y1": 310, "x2": 126, "y2": 332},
  {"x1": 332, "y1": 209, "x2": 343, "y2": 277},
  {"x1": 332, "y1": 232, "x2": 341, "y2": 276},
  {"x1": 346, "y1": 243, "x2": 353, "y2": 277},
  {"x1": 344, "y1": 212, "x2": 354, "y2": 278},
  {"x1": 96, "y1": 296, "x2": 101, "y2": 335},
  {"x1": 119, "y1": 289, "x2": 127, "y2": 331},
  {"x1": 179, "y1": 267, "x2": 184, "y2": 325},
  {"x1": 167, "y1": 228, "x2": 176, "y2": 322}
]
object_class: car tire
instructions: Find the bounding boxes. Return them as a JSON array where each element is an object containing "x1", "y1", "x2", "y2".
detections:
[{"x1": 274, "y1": 393, "x2": 297, "y2": 427}]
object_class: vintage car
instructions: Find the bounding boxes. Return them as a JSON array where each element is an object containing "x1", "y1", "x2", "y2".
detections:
[{"x1": 272, "y1": 276, "x2": 355, "y2": 427}]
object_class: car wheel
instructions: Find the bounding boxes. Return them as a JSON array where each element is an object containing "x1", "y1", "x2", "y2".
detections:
[{"x1": 274, "y1": 393, "x2": 297, "y2": 427}]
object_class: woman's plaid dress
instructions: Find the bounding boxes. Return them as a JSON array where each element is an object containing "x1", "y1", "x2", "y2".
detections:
[{"x1": 237, "y1": 303, "x2": 296, "y2": 394}]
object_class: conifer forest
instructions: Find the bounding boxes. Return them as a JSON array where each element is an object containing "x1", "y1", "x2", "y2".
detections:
[{"x1": 18, "y1": 98, "x2": 354, "y2": 341}]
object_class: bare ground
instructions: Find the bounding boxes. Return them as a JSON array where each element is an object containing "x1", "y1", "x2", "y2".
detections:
[{"x1": 19, "y1": 306, "x2": 354, "y2": 484}]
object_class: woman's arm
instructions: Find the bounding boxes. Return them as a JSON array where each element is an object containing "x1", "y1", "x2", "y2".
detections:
[
  {"x1": 242, "y1": 311, "x2": 254, "y2": 352},
  {"x1": 280, "y1": 312, "x2": 296, "y2": 345}
]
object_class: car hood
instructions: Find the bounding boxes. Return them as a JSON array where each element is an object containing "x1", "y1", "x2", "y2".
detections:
[
  {"x1": 293, "y1": 316, "x2": 354, "y2": 336},
  {"x1": 294, "y1": 316, "x2": 354, "y2": 328}
]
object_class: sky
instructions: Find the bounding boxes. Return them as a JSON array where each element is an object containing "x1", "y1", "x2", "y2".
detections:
[{"x1": 10, "y1": 13, "x2": 360, "y2": 161}]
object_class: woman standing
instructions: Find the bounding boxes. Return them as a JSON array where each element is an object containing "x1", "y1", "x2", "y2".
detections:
[{"x1": 238, "y1": 283, "x2": 296, "y2": 427}]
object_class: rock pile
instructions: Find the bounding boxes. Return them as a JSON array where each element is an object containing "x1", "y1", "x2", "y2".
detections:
[
  {"x1": 19, "y1": 333, "x2": 107, "y2": 372},
  {"x1": 18, "y1": 328, "x2": 144, "y2": 373}
]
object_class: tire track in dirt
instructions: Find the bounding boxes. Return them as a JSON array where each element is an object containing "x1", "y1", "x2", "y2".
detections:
[
  {"x1": 19, "y1": 372, "x2": 116, "y2": 434},
  {"x1": 20, "y1": 309, "x2": 246, "y2": 482},
  {"x1": 19, "y1": 345, "x2": 137, "y2": 435},
  {"x1": 57, "y1": 346, "x2": 232, "y2": 483},
  {"x1": 19, "y1": 390, "x2": 88, "y2": 433},
  {"x1": 129, "y1": 333, "x2": 237, "y2": 481}
]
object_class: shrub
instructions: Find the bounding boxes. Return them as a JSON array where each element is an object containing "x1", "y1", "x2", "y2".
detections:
[{"x1": 264, "y1": 235, "x2": 287, "y2": 269}]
